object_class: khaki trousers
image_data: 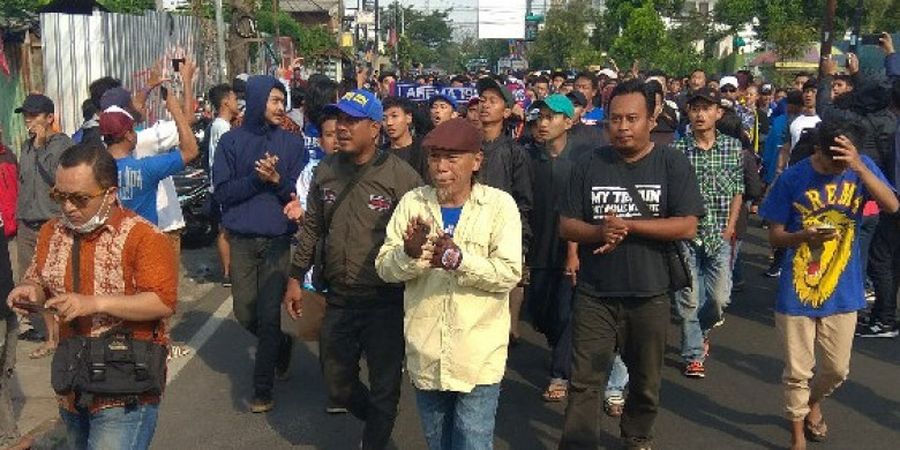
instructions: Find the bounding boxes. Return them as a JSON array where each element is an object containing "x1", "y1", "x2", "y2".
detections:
[{"x1": 775, "y1": 311, "x2": 856, "y2": 420}]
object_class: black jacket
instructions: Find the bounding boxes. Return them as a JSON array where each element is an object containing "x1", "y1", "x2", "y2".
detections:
[{"x1": 479, "y1": 134, "x2": 534, "y2": 256}]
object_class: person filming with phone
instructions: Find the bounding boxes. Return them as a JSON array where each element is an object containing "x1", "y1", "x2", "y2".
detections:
[{"x1": 6, "y1": 142, "x2": 179, "y2": 449}]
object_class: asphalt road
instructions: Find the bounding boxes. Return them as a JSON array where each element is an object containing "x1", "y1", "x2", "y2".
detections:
[{"x1": 151, "y1": 225, "x2": 900, "y2": 450}]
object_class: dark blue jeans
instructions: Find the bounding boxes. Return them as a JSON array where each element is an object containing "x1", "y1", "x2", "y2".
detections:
[
  {"x1": 60, "y1": 404, "x2": 159, "y2": 450},
  {"x1": 529, "y1": 270, "x2": 576, "y2": 381},
  {"x1": 228, "y1": 234, "x2": 291, "y2": 396},
  {"x1": 415, "y1": 383, "x2": 501, "y2": 450}
]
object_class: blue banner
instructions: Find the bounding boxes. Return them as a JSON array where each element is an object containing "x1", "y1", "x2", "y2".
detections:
[{"x1": 395, "y1": 84, "x2": 478, "y2": 103}]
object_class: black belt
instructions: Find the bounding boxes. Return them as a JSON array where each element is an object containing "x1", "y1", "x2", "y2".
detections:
[{"x1": 20, "y1": 220, "x2": 47, "y2": 230}]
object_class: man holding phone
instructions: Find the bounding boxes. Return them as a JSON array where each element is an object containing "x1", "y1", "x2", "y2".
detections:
[{"x1": 15, "y1": 94, "x2": 73, "y2": 358}]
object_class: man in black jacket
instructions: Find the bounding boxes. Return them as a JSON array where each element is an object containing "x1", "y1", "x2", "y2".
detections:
[
  {"x1": 284, "y1": 90, "x2": 422, "y2": 450},
  {"x1": 476, "y1": 77, "x2": 534, "y2": 340}
]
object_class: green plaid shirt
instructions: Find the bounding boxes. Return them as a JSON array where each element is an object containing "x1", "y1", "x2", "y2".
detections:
[{"x1": 674, "y1": 132, "x2": 744, "y2": 254}]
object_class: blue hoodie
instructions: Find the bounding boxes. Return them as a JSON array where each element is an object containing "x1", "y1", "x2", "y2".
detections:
[{"x1": 213, "y1": 76, "x2": 307, "y2": 237}]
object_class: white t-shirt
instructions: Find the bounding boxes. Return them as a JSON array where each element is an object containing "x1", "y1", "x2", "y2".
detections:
[
  {"x1": 134, "y1": 120, "x2": 185, "y2": 232},
  {"x1": 789, "y1": 113, "x2": 821, "y2": 149},
  {"x1": 208, "y1": 117, "x2": 232, "y2": 191}
]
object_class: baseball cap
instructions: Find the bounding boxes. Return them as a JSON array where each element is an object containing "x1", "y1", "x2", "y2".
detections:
[
  {"x1": 476, "y1": 77, "x2": 514, "y2": 108},
  {"x1": 598, "y1": 68, "x2": 618, "y2": 80},
  {"x1": 429, "y1": 93, "x2": 458, "y2": 109},
  {"x1": 15, "y1": 94, "x2": 54, "y2": 114},
  {"x1": 565, "y1": 91, "x2": 588, "y2": 107},
  {"x1": 760, "y1": 83, "x2": 774, "y2": 95},
  {"x1": 100, "y1": 87, "x2": 139, "y2": 117},
  {"x1": 99, "y1": 105, "x2": 135, "y2": 139},
  {"x1": 422, "y1": 118, "x2": 483, "y2": 153},
  {"x1": 531, "y1": 94, "x2": 575, "y2": 119},
  {"x1": 719, "y1": 76, "x2": 739, "y2": 90},
  {"x1": 325, "y1": 89, "x2": 383, "y2": 122},
  {"x1": 687, "y1": 87, "x2": 722, "y2": 105}
]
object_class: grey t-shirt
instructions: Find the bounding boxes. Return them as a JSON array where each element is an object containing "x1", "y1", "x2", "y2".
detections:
[{"x1": 17, "y1": 133, "x2": 73, "y2": 222}]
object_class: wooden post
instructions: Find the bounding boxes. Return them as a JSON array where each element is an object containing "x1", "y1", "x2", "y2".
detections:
[{"x1": 818, "y1": 0, "x2": 837, "y2": 78}]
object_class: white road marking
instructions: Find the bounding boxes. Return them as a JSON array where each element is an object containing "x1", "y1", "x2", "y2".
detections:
[{"x1": 166, "y1": 296, "x2": 233, "y2": 385}]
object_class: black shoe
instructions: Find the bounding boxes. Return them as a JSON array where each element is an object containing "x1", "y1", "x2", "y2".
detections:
[
  {"x1": 275, "y1": 334, "x2": 293, "y2": 381},
  {"x1": 18, "y1": 329, "x2": 45, "y2": 342},
  {"x1": 855, "y1": 321, "x2": 899, "y2": 338},
  {"x1": 763, "y1": 266, "x2": 781, "y2": 278},
  {"x1": 222, "y1": 275, "x2": 232, "y2": 288},
  {"x1": 325, "y1": 405, "x2": 350, "y2": 414},
  {"x1": 249, "y1": 392, "x2": 274, "y2": 413}
]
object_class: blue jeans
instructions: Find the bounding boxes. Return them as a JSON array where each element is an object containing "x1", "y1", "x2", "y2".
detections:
[
  {"x1": 604, "y1": 354, "x2": 629, "y2": 398},
  {"x1": 675, "y1": 241, "x2": 734, "y2": 363},
  {"x1": 60, "y1": 404, "x2": 159, "y2": 450},
  {"x1": 731, "y1": 239, "x2": 744, "y2": 286},
  {"x1": 549, "y1": 276, "x2": 575, "y2": 381},
  {"x1": 415, "y1": 384, "x2": 501, "y2": 450}
]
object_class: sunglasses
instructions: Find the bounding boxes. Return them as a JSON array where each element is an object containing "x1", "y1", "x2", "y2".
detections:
[{"x1": 49, "y1": 188, "x2": 106, "y2": 208}]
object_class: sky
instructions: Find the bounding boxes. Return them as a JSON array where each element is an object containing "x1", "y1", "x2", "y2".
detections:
[{"x1": 369, "y1": 0, "x2": 547, "y2": 38}]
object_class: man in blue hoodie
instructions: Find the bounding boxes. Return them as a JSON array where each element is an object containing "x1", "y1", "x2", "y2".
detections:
[{"x1": 213, "y1": 75, "x2": 307, "y2": 412}]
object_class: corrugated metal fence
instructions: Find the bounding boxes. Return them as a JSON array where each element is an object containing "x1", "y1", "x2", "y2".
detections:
[{"x1": 41, "y1": 11, "x2": 209, "y2": 135}]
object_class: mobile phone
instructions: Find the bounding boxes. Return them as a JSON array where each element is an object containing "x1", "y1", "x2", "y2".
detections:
[
  {"x1": 160, "y1": 85, "x2": 169, "y2": 101},
  {"x1": 172, "y1": 58, "x2": 185, "y2": 72},
  {"x1": 13, "y1": 300, "x2": 54, "y2": 314},
  {"x1": 861, "y1": 34, "x2": 882, "y2": 45},
  {"x1": 815, "y1": 224, "x2": 837, "y2": 233}
]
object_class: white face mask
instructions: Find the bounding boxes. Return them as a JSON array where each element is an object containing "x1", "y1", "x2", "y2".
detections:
[{"x1": 61, "y1": 191, "x2": 112, "y2": 234}]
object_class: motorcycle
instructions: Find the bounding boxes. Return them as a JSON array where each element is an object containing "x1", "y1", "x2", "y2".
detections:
[{"x1": 174, "y1": 114, "x2": 217, "y2": 247}]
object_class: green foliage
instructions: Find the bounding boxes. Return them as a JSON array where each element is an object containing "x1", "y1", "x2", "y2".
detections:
[
  {"x1": 527, "y1": 0, "x2": 602, "y2": 69},
  {"x1": 98, "y1": 0, "x2": 156, "y2": 14},
  {"x1": 713, "y1": 0, "x2": 755, "y2": 30},
  {"x1": 256, "y1": 0, "x2": 336, "y2": 59},
  {"x1": 396, "y1": 7, "x2": 454, "y2": 70}
]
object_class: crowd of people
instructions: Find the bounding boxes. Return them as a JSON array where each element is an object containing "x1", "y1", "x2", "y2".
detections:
[{"x1": 0, "y1": 29, "x2": 897, "y2": 450}]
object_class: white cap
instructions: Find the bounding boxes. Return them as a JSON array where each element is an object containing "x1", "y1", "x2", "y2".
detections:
[
  {"x1": 598, "y1": 68, "x2": 618, "y2": 79},
  {"x1": 102, "y1": 105, "x2": 134, "y2": 120},
  {"x1": 719, "y1": 76, "x2": 739, "y2": 89}
]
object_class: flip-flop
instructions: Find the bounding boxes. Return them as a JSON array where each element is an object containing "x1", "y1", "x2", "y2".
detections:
[
  {"x1": 804, "y1": 415, "x2": 828, "y2": 442},
  {"x1": 542, "y1": 383, "x2": 568, "y2": 402},
  {"x1": 28, "y1": 345, "x2": 56, "y2": 359}
]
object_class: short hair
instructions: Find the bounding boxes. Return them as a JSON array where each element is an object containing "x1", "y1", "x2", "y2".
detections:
[
  {"x1": 833, "y1": 74, "x2": 854, "y2": 89},
  {"x1": 451, "y1": 75, "x2": 469, "y2": 85},
  {"x1": 89, "y1": 76, "x2": 122, "y2": 110},
  {"x1": 608, "y1": 79, "x2": 656, "y2": 116},
  {"x1": 644, "y1": 79, "x2": 664, "y2": 101},
  {"x1": 786, "y1": 90, "x2": 803, "y2": 106},
  {"x1": 819, "y1": 119, "x2": 865, "y2": 152},
  {"x1": 794, "y1": 71, "x2": 813, "y2": 80},
  {"x1": 534, "y1": 75, "x2": 550, "y2": 86},
  {"x1": 690, "y1": 68, "x2": 706, "y2": 76},
  {"x1": 58, "y1": 142, "x2": 118, "y2": 189},
  {"x1": 315, "y1": 111, "x2": 338, "y2": 131},
  {"x1": 378, "y1": 71, "x2": 397, "y2": 83},
  {"x1": 575, "y1": 71, "x2": 599, "y2": 89},
  {"x1": 208, "y1": 84, "x2": 234, "y2": 111},
  {"x1": 81, "y1": 99, "x2": 97, "y2": 121},
  {"x1": 382, "y1": 96, "x2": 415, "y2": 116},
  {"x1": 646, "y1": 69, "x2": 668, "y2": 81}
]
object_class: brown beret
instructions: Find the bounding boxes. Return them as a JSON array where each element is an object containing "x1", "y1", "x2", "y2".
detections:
[{"x1": 421, "y1": 118, "x2": 483, "y2": 153}]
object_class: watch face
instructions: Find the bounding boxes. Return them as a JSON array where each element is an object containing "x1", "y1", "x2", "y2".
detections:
[{"x1": 441, "y1": 247, "x2": 461, "y2": 269}]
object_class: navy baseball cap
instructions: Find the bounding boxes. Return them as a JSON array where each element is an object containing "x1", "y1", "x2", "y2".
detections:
[
  {"x1": 429, "y1": 93, "x2": 458, "y2": 109},
  {"x1": 325, "y1": 89, "x2": 383, "y2": 121},
  {"x1": 15, "y1": 94, "x2": 54, "y2": 114}
]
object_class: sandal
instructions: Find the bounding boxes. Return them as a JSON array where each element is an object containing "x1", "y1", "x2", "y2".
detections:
[
  {"x1": 28, "y1": 345, "x2": 56, "y2": 359},
  {"x1": 804, "y1": 415, "x2": 828, "y2": 442},
  {"x1": 542, "y1": 382, "x2": 568, "y2": 402},
  {"x1": 605, "y1": 395, "x2": 625, "y2": 417}
]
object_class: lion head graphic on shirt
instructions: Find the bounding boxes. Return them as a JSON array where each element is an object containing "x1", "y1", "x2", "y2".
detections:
[{"x1": 791, "y1": 209, "x2": 855, "y2": 308}]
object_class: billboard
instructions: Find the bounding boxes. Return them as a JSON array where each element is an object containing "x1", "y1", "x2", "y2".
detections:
[{"x1": 477, "y1": 1, "x2": 527, "y2": 40}]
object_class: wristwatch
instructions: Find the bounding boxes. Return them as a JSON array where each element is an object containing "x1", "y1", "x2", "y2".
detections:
[{"x1": 441, "y1": 246, "x2": 462, "y2": 271}]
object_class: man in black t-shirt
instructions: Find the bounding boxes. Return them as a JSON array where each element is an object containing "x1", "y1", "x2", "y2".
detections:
[
  {"x1": 382, "y1": 96, "x2": 428, "y2": 179},
  {"x1": 558, "y1": 80, "x2": 705, "y2": 450}
]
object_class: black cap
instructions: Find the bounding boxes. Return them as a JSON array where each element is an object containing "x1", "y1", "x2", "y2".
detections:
[
  {"x1": 565, "y1": 91, "x2": 588, "y2": 107},
  {"x1": 476, "y1": 77, "x2": 515, "y2": 108},
  {"x1": 687, "y1": 87, "x2": 721, "y2": 105},
  {"x1": 15, "y1": 94, "x2": 54, "y2": 114}
]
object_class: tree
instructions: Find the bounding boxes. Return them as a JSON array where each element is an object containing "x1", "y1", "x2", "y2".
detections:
[
  {"x1": 396, "y1": 7, "x2": 454, "y2": 70},
  {"x1": 527, "y1": 0, "x2": 603, "y2": 69}
]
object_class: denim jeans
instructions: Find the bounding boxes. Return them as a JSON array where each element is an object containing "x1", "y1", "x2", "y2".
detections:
[
  {"x1": 228, "y1": 234, "x2": 291, "y2": 396},
  {"x1": 604, "y1": 354, "x2": 629, "y2": 399},
  {"x1": 559, "y1": 294, "x2": 669, "y2": 450},
  {"x1": 320, "y1": 298, "x2": 405, "y2": 450},
  {"x1": 415, "y1": 384, "x2": 501, "y2": 450},
  {"x1": 549, "y1": 275, "x2": 575, "y2": 382},
  {"x1": 731, "y1": 239, "x2": 744, "y2": 286},
  {"x1": 675, "y1": 242, "x2": 734, "y2": 363},
  {"x1": 60, "y1": 404, "x2": 159, "y2": 450}
]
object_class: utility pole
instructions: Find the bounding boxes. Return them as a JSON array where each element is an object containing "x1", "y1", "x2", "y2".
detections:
[
  {"x1": 215, "y1": 0, "x2": 227, "y2": 82},
  {"x1": 818, "y1": 0, "x2": 837, "y2": 78},
  {"x1": 273, "y1": 0, "x2": 280, "y2": 38}
]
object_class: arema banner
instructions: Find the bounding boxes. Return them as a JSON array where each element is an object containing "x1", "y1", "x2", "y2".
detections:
[{"x1": 477, "y1": 1, "x2": 527, "y2": 40}]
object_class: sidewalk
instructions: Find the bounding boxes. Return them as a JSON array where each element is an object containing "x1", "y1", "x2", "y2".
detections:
[{"x1": 4, "y1": 245, "x2": 221, "y2": 450}]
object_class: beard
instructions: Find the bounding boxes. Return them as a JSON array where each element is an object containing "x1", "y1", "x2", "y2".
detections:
[{"x1": 436, "y1": 186, "x2": 453, "y2": 203}]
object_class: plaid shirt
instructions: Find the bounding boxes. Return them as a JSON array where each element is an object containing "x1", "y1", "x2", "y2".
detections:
[{"x1": 674, "y1": 132, "x2": 744, "y2": 254}]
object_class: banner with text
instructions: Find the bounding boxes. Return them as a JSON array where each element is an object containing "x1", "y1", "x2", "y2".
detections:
[{"x1": 395, "y1": 84, "x2": 478, "y2": 103}]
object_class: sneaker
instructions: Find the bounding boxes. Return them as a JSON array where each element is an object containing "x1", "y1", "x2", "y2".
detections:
[
  {"x1": 275, "y1": 334, "x2": 294, "y2": 381},
  {"x1": 683, "y1": 361, "x2": 706, "y2": 378},
  {"x1": 604, "y1": 395, "x2": 625, "y2": 417},
  {"x1": 249, "y1": 393, "x2": 274, "y2": 413},
  {"x1": 325, "y1": 406, "x2": 349, "y2": 414},
  {"x1": 222, "y1": 276, "x2": 232, "y2": 288},
  {"x1": 763, "y1": 266, "x2": 781, "y2": 278},
  {"x1": 864, "y1": 289, "x2": 876, "y2": 303},
  {"x1": 855, "y1": 322, "x2": 899, "y2": 338}
]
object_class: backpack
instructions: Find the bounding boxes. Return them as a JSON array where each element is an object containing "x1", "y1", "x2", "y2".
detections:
[
  {"x1": 861, "y1": 109, "x2": 897, "y2": 173},
  {"x1": 0, "y1": 144, "x2": 18, "y2": 238}
]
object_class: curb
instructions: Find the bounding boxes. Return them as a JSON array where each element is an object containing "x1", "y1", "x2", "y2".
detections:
[{"x1": 4, "y1": 417, "x2": 65, "y2": 450}]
